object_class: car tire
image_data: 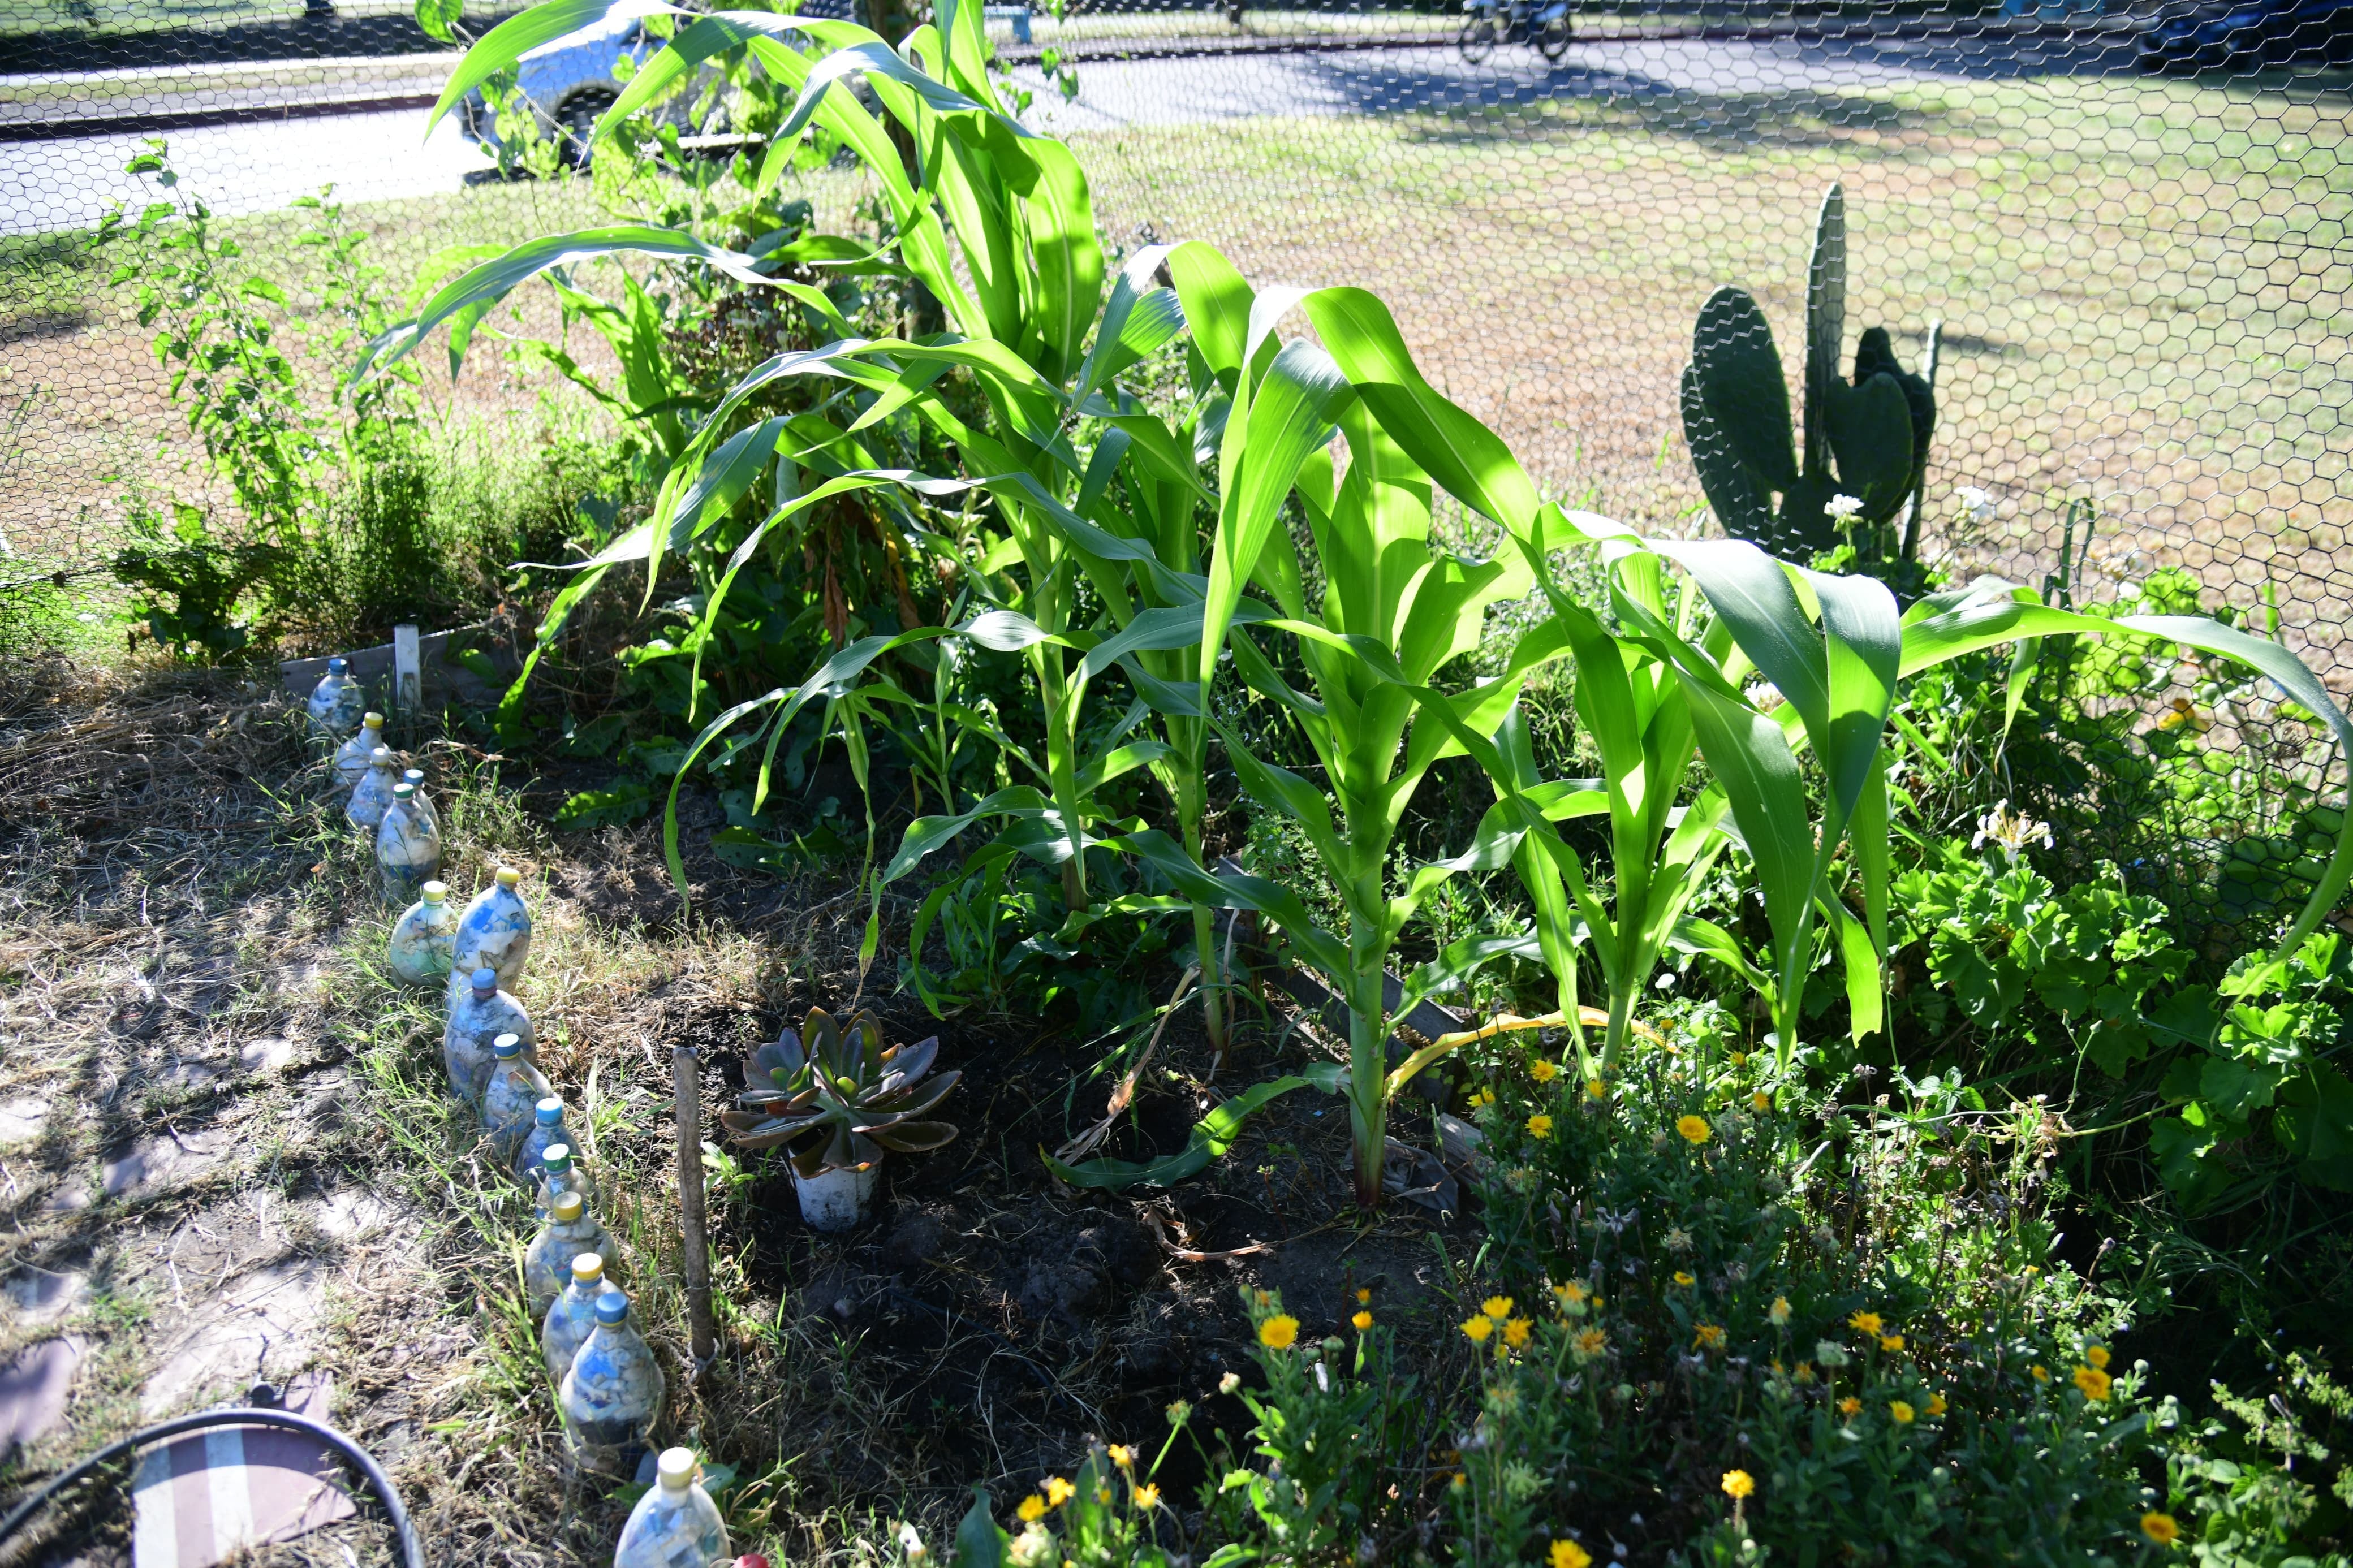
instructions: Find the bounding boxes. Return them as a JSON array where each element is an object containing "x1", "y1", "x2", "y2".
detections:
[{"x1": 557, "y1": 89, "x2": 615, "y2": 169}]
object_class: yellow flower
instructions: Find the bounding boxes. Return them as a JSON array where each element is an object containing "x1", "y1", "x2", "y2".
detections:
[
  {"x1": 2074, "y1": 1365, "x2": 2113, "y2": 1402},
  {"x1": 1503, "y1": 1316, "x2": 1535, "y2": 1349},
  {"x1": 1673, "y1": 1271, "x2": 1696, "y2": 1287},
  {"x1": 1484, "y1": 1295, "x2": 1516, "y2": 1322},
  {"x1": 1585, "y1": 1079, "x2": 1606, "y2": 1100},
  {"x1": 1751, "y1": 1091, "x2": 1773, "y2": 1112},
  {"x1": 1553, "y1": 1280, "x2": 1589, "y2": 1309},
  {"x1": 1356, "y1": 1287, "x2": 1372, "y2": 1305},
  {"x1": 1838, "y1": 1397, "x2": 1861, "y2": 1417},
  {"x1": 1252, "y1": 1289, "x2": 1272, "y2": 1307},
  {"x1": 1890, "y1": 1400, "x2": 1915, "y2": 1424},
  {"x1": 1469, "y1": 1088, "x2": 1497, "y2": 1108},
  {"x1": 1107, "y1": 1445, "x2": 1134, "y2": 1471},
  {"x1": 1449, "y1": 1472, "x2": 1467, "y2": 1491},
  {"x1": 1571, "y1": 1327, "x2": 1608, "y2": 1363},
  {"x1": 1676, "y1": 1115, "x2": 1712, "y2": 1144},
  {"x1": 1721, "y1": 1469, "x2": 1755, "y2": 1500},
  {"x1": 1017, "y1": 1496, "x2": 1047, "y2": 1523},
  {"x1": 1530, "y1": 1059, "x2": 1560, "y2": 1083},
  {"x1": 1927, "y1": 1392, "x2": 1947, "y2": 1416},
  {"x1": 2031, "y1": 1364, "x2": 2050, "y2": 1383},
  {"x1": 1352, "y1": 1310, "x2": 1374, "y2": 1332},
  {"x1": 2140, "y1": 1511, "x2": 2179, "y2": 1545},
  {"x1": 1463, "y1": 1315, "x2": 1495, "y2": 1344},
  {"x1": 1848, "y1": 1310, "x2": 1882, "y2": 1336},
  {"x1": 1549, "y1": 1541, "x2": 1592, "y2": 1568},
  {"x1": 1694, "y1": 1323, "x2": 1726, "y2": 1351},
  {"x1": 2086, "y1": 1344, "x2": 2111, "y2": 1370},
  {"x1": 1729, "y1": 1051, "x2": 1748, "y2": 1066},
  {"x1": 1880, "y1": 1334, "x2": 1904, "y2": 1354},
  {"x1": 1259, "y1": 1315, "x2": 1300, "y2": 1350},
  {"x1": 1768, "y1": 1295, "x2": 1791, "y2": 1326},
  {"x1": 1135, "y1": 1484, "x2": 1161, "y2": 1511},
  {"x1": 1045, "y1": 1477, "x2": 1074, "y2": 1507},
  {"x1": 1526, "y1": 1113, "x2": 1554, "y2": 1140},
  {"x1": 1794, "y1": 1362, "x2": 1816, "y2": 1384},
  {"x1": 1095, "y1": 1485, "x2": 1114, "y2": 1506}
]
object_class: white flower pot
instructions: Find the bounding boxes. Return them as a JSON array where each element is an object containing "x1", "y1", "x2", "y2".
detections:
[{"x1": 794, "y1": 1163, "x2": 878, "y2": 1232}]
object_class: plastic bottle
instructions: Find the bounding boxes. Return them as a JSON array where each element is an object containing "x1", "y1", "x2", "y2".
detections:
[
  {"x1": 377, "y1": 781, "x2": 443, "y2": 906},
  {"x1": 401, "y1": 768, "x2": 440, "y2": 838},
  {"x1": 515, "y1": 1098, "x2": 573, "y2": 1187},
  {"x1": 542, "y1": 1252, "x2": 609, "y2": 1385},
  {"x1": 334, "y1": 711, "x2": 386, "y2": 788},
  {"x1": 560, "y1": 1286, "x2": 665, "y2": 1478},
  {"x1": 447, "y1": 866, "x2": 533, "y2": 1007},
  {"x1": 525, "y1": 1190, "x2": 613, "y2": 1316},
  {"x1": 445, "y1": 970, "x2": 535, "y2": 1102},
  {"x1": 531, "y1": 1142, "x2": 600, "y2": 1220},
  {"x1": 387, "y1": 881, "x2": 459, "y2": 988},
  {"x1": 481, "y1": 1034, "x2": 553, "y2": 1161},
  {"x1": 347, "y1": 746, "x2": 401, "y2": 831},
  {"x1": 307, "y1": 656, "x2": 365, "y2": 737},
  {"x1": 613, "y1": 1447, "x2": 730, "y2": 1568}
]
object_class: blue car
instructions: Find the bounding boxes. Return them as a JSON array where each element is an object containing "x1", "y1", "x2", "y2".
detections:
[{"x1": 2137, "y1": 0, "x2": 2353, "y2": 70}]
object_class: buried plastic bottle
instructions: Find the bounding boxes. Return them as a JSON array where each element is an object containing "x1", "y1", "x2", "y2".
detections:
[
  {"x1": 446, "y1": 867, "x2": 532, "y2": 1008},
  {"x1": 446, "y1": 970, "x2": 534, "y2": 1103},
  {"x1": 347, "y1": 746, "x2": 400, "y2": 831},
  {"x1": 532, "y1": 1142, "x2": 600, "y2": 1221},
  {"x1": 377, "y1": 782, "x2": 442, "y2": 906},
  {"x1": 307, "y1": 656, "x2": 365, "y2": 737},
  {"x1": 542, "y1": 1252, "x2": 609, "y2": 1385},
  {"x1": 401, "y1": 768, "x2": 439, "y2": 837},
  {"x1": 525, "y1": 1190, "x2": 613, "y2": 1316},
  {"x1": 559, "y1": 1286, "x2": 664, "y2": 1479},
  {"x1": 386, "y1": 881, "x2": 459, "y2": 989},
  {"x1": 613, "y1": 1447, "x2": 730, "y2": 1568},
  {"x1": 482, "y1": 1035, "x2": 553, "y2": 1161},
  {"x1": 334, "y1": 712, "x2": 385, "y2": 788}
]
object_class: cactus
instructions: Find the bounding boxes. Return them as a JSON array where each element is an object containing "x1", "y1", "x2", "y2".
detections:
[{"x1": 1680, "y1": 185, "x2": 1938, "y2": 563}]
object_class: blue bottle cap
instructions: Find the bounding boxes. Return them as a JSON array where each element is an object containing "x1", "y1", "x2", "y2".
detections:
[
  {"x1": 541, "y1": 1143, "x2": 571, "y2": 1173},
  {"x1": 471, "y1": 967, "x2": 498, "y2": 996},
  {"x1": 534, "y1": 1098, "x2": 564, "y2": 1125},
  {"x1": 594, "y1": 1287, "x2": 630, "y2": 1325},
  {"x1": 327, "y1": 656, "x2": 347, "y2": 673},
  {"x1": 490, "y1": 1033, "x2": 523, "y2": 1059},
  {"x1": 403, "y1": 768, "x2": 425, "y2": 787}
]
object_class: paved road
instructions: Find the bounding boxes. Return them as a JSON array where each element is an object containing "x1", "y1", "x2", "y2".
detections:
[{"x1": 0, "y1": 30, "x2": 2144, "y2": 235}]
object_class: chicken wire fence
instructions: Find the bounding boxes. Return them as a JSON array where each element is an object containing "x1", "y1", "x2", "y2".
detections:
[{"x1": 2, "y1": 0, "x2": 2347, "y2": 920}]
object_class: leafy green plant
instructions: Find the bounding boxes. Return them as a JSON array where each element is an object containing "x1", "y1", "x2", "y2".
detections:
[
  {"x1": 1679, "y1": 184, "x2": 1937, "y2": 567},
  {"x1": 717, "y1": 1006, "x2": 959, "y2": 1177},
  {"x1": 2164, "y1": 1353, "x2": 2353, "y2": 1564},
  {"x1": 110, "y1": 498, "x2": 283, "y2": 659}
]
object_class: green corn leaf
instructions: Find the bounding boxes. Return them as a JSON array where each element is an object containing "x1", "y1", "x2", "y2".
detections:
[{"x1": 425, "y1": 0, "x2": 642, "y2": 135}]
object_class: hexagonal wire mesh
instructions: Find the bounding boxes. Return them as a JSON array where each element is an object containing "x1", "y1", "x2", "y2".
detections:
[{"x1": 2, "y1": 0, "x2": 2345, "y2": 931}]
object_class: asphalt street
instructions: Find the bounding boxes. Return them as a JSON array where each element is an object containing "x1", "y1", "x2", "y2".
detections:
[{"x1": 0, "y1": 31, "x2": 2139, "y2": 234}]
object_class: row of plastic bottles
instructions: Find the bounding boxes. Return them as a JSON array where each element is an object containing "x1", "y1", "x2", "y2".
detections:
[{"x1": 314, "y1": 660, "x2": 726, "y2": 1565}]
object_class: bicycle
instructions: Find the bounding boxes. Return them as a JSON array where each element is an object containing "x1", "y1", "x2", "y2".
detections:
[{"x1": 1459, "y1": 0, "x2": 1572, "y2": 63}]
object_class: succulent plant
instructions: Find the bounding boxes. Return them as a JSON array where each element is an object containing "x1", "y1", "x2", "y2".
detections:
[
  {"x1": 1679, "y1": 183, "x2": 1938, "y2": 564},
  {"x1": 719, "y1": 1008, "x2": 960, "y2": 1178}
]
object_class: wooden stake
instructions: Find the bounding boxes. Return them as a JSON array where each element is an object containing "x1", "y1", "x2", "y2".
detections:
[{"x1": 672, "y1": 1047, "x2": 716, "y2": 1369}]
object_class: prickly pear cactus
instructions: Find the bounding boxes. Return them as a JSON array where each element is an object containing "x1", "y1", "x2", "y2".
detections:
[{"x1": 1680, "y1": 184, "x2": 1937, "y2": 562}]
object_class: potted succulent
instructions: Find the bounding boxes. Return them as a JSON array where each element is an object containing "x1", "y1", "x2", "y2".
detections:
[{"x1": 719, "y1": 1008, "x2": 959, "y2": 1232}]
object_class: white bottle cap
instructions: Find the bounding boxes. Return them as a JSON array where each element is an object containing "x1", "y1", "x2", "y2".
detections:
[
  {"x1": 369, "y1": 746, "x2": 393, "y2": 763},
  {"x1": 656, "y1": 1448, "x2": 698, "y2": 1490}
]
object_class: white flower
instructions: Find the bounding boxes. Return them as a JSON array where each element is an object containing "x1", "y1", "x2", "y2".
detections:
[
  {"x1": 1815, "y1": 1339, "x2": 1851, "y2": 1368},
  {"x1": 1955, "y1": 485, "x2": 1996, "y2": 525},
  {"x1": 1745, "y1": 679, "x2": 1784, "y2": 713},
  {"x1": 897, "y1": 1522, "x2": 929, "y2": 1564},
  {"x1": 1218, "y1": 1371, "x2": 1242, "y2": 1395},
  {"x1": 1007, "y1": 1524, "x2": 1055, "y2": 1568},
  {"x1": 1825, "y1": 493, "x2": 1865, "y2": 522},
  {"x1": 1971, "y1": 799, "x2": 2053, "y2": 862}
]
